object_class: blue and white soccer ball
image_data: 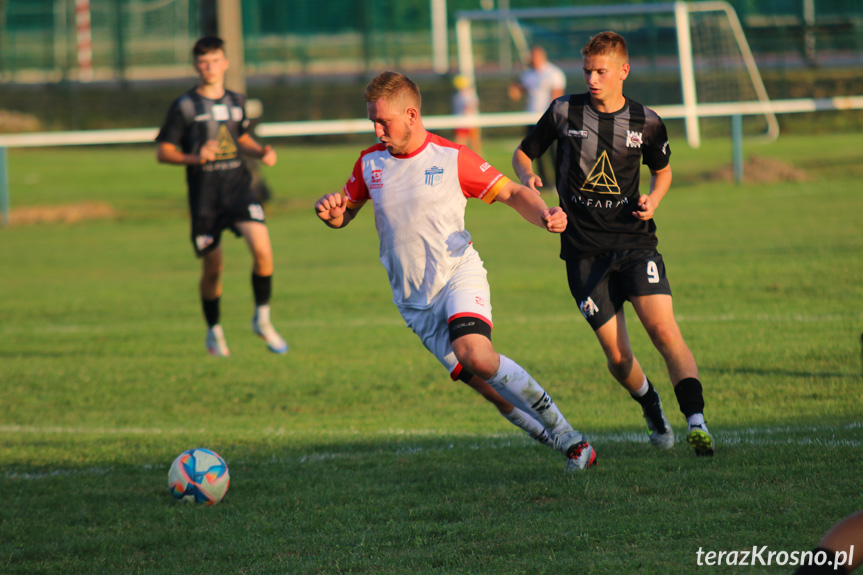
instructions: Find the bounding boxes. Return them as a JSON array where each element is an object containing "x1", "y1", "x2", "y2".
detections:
[{"x1": 167, "y1": 448, "x2": 230, "y2": 505}]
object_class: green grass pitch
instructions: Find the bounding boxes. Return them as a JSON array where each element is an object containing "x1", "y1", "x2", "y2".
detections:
[{"x1": 1, "y1": 133, "x2": 861, "y2": 574}]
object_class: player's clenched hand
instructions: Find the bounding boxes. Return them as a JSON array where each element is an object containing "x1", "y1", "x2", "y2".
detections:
[
  {"x1": 260, "y1": 145, "x2": 277, "y2": 167},
  {"x1": 315, "y1": 193, "x2": 347, "y2": 222},
  {"x1": 542, "y1": 206, "x2": 567, "y2": 233},
  {"x1": 632, "y1": 194, "x2": 656, "y2": 221},
  {"x1": 199, "y1": 140, "x2": 219, "y2": 164}
]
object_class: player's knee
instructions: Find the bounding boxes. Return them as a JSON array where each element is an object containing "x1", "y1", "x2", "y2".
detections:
[
  {"x1": 202, "y1": 264, "x2": 223, "y2": 283},
  {"x1": 252, "y1": 246, "x2": 273, "y2": 268},
  {"x1": 453, "y1": 341, "x2": 498, "y2": 380},
  {"x1": 449, "y1": 317, "x2": 495, "y2": 378},
  {"x1": 607, "y1": 349, "x2": 634, "y2": 378},
  {"x1": 454, "y1": 345, "x2": 498, "y2": 380},
  {"x1": 648, "y1": 323, "x2": 683, "y2": 353}
]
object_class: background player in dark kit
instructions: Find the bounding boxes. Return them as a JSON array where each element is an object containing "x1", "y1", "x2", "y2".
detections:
[
  {"x1": 156, "y1": 36, "x2": 287, "y2": 356},
  {"x1": 513, "y1": 31, "x2": 715, "y2": 456}
]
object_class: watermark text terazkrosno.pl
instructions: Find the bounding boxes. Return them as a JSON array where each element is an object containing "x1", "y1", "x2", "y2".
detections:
[{"x1": 696, "y1": 546, "x2": 854, "y2": 569}]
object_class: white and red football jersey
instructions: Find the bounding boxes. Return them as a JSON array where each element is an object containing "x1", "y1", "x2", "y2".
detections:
[{"x1": 343, "y1": 132, "x2": 510, "y2": 309}]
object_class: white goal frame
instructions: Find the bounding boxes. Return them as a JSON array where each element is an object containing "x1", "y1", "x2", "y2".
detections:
[{"x1": 454, "y1": 0, "x2": 779, "y2": 148}]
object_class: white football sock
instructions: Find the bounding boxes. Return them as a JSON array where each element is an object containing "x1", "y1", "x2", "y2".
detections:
[
  {"x1": 487, "y1": 355, "x2": 572, "y2": 436},
  {"x1": 255, "y1": 304, "x2": 271, "y2": 324},
  {"x1": 631, "y1": 376, "x2": 649, "y2": 397},
  {"x1": 503, "y1": 407, "x2": 552, "y2": 446},
  {"x1": 687, "y1": 413, "x2": 706, "y2": 427}
]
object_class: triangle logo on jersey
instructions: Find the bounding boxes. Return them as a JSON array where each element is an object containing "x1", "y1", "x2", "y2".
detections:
[
  {"x1": 215, "y1": 125, "x2": 238, "y2": 160},
  {"x1": 580, "y1": 150, "x2": 620, "y2": 194}
]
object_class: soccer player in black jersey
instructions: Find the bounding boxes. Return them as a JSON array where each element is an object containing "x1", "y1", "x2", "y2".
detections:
[
  {"x1": 512, "y1": 31, "x2": 714, "y2": 456},
  {"x1": 156, "y1": 37, "x2": 287, "y2": 357}
]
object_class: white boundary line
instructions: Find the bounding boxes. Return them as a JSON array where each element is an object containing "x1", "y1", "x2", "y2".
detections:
[
  {"x1": 1, "y1": 422, "x2": 858, "y2": 439},
  {"x1": 2, "y1": 423, "x2": 859, "y2": 480},
  {"x1": 0, "y1": 311, "x2": 860, "y2": 336}
]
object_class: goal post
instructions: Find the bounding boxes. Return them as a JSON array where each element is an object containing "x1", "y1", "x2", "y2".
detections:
[{"x1": 454, "y1": 0, "x2": 779, "y2": 148}]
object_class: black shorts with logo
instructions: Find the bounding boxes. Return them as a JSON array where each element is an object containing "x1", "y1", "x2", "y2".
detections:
[
  {"x1": 565, "y1": 248, "x2": 672, "y2": 330},
  {"x1": 189, "y1": 168, "x2": 265, "y2": 257}
]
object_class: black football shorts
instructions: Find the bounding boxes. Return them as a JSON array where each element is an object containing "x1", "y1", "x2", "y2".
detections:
[
  {"x1": 189, "y1": 181, "x2": 265, "y2": 257},
  {"x1": 565, "y1": 248, "x2": 672, "y2": 330}
]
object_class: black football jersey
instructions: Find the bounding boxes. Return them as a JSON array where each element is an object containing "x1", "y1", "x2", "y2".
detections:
[
  {"x1": 521, "y1": 93, "x2": 671, "y2": 259},
  {"x1": 156, "y1": 88, "x2": 251, "y2": 203}
]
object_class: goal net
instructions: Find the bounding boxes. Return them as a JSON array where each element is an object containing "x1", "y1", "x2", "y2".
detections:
[
  {"x1": 455, "y1": 1, "x2": 779, "y2": 147},
  {"x1": 83, "y1": 0, "x2": 195, "y2": 79}
]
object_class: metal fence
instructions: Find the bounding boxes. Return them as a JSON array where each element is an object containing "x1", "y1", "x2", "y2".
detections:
[{"x1": 1, "y1": 0, "x2": 861, "y2": 82}]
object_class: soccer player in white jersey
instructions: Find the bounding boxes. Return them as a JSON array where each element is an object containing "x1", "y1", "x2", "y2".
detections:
[{"x1": 314, "y1": 71, "x2": 596, "y2": 472}]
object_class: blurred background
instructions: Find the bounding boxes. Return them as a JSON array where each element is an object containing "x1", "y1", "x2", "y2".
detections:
[{"x1": 1, "y1": 0, "x2": 862, "y2": 136}]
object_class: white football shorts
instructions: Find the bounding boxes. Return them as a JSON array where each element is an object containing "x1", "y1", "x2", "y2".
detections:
[{"x1": 397, "y1": 248, "x2": 493, "y2": 380}]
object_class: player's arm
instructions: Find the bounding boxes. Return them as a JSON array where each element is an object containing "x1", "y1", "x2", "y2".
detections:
[
  {"x1": 495, "y1": 180, "x2": 566, "y2": 233},
  {"x1": 507, "y1": 79, "x2": 524, "y2": 101},
  {"x1": 511, "y1": 104, "x2": 557, "y2": 193},
  {"x1": 633, "y1": 164, "x2": 672, "y2": 221},
  {"x1": 511, "y1": 145, "x2": 543, "y2": 192},
  {"x1": 314, "y1": 192, "x2": 362, "y2": 229},
  {"x1": 237, "y1": 133, "x2": 277, "y2": 167},
  {"x1": 156, "y1": 141, "x2": 217, "y2": 166}
]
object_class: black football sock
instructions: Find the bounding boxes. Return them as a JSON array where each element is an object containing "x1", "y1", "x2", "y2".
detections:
[
  {"x1": 632, "y1": 379, "x2": 669, "y2": 433},
  {"x1": 674, "y1": 377, "x2": 705, "y2": 420},
  {"x1": 630, "y1": 379, "x2": 660, "y2": 407},
  {"x1": 202, "y1": 296, "x2": 220, "y2": 328},
  {"x1": 252, "y1": 273, "x2": 272, "y2": 307}
]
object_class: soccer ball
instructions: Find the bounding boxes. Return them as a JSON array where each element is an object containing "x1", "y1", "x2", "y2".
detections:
[{"x1": 167, "y1": 448, "x2": 230, "y2": 505}]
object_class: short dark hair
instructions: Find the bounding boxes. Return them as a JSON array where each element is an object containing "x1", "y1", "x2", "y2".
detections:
[
  {"x1": 582, "y1": 31, "x2": 629, "y2": 63},
  {"x1": 193, "y1": 36, "x2": 225, "y2": 58},
  {"x1": 364, "y1": 71, "x2": 422, "y2": 111}
]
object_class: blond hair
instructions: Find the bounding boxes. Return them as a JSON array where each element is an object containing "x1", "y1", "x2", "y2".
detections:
[
  {"x1": 364, "y1": 71, "x2": 422, "y2": 111},
  {"x1": 582, "y1": 31, "x2": 629, "y2": 63}
]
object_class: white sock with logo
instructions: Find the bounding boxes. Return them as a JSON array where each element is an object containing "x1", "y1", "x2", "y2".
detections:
[
  {"x1": 503, "y1": 407, "x2": 552, "y2": 446},
  {"x1": 487, "y1": 355, "x2": 572, "y2": 436}
]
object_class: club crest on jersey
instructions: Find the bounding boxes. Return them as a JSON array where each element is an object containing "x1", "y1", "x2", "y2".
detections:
[
  {"x1": 626, "y1": 130, "x2": 643, "y2": 148},
  {"x1": 371, "y1": 169, "x2": 382, "y2": 183},
  {"x1": 424, "y1": 166, "x2": 444, "y2": 187},
  {"x1": 369, "y1": 169, "x2": 384, "y2": 189},
  {"x1": 579, "y1": 297, "x2": 599, "y2": 318}
]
